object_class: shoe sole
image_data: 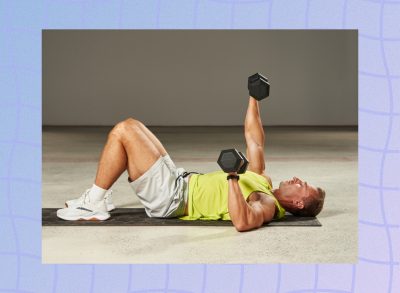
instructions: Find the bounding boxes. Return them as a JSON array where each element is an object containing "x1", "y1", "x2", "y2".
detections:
[
  {"x1": 57, "y1": 213, "x2": 110, "y2": 221},
  {"x1": 78, "y1": 217, "x2": 106, "y2": 221},
  {"x1": 65, "y1": 202, "x2": 115, "y2": 212},
  {"x1": 58, "y1": 216, "x2": 110, "y2": 221}
]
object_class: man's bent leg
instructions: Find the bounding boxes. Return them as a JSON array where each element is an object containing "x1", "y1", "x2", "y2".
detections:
[
  {"x1": 57, "y1": 118, "x2": 168, "y2": 220},
  {"x1": 102, "y1": 118, "x2": 167, "y2": 183}
]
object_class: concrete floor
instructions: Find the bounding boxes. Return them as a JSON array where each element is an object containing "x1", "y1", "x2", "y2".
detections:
[{"x1": 42, "y1": 126, "x2": 358, "y2": 264}]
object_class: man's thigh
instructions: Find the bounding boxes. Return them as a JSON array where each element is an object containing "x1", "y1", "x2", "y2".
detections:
[
  {"x1": 119, "y1": 119, "x2": 168, "y2": 180},
  {"x1": 137, "y1": 121, "x2": 168, "y2": 157}
]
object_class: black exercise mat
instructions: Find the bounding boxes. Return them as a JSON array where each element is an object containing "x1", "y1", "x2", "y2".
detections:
[{"x1": 42, "y1": 208, "x2": 321, "y2": 226}]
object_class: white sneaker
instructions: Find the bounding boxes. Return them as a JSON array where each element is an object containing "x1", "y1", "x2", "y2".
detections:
[
  {"x1": 65, "y1": 189, "x2": 115, "y2": 212},
  {"x1": 57, "y1": 190, "x2": 111, "y2": 221}
]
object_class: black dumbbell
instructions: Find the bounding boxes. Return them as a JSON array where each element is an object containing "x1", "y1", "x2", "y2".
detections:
[
  {"x1": 248, "y1": 73, "x2": 270, "y2": 101},
  {"x1": 217, "y1": 149, "x2": 249, "y2": 174}
]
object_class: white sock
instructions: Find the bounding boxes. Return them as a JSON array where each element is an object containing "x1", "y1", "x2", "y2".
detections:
[{"x1": 88, "y1": 184, "x2": 107, "y2": 202}]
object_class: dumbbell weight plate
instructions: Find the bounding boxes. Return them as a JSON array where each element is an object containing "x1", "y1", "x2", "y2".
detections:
[
  {"x1": 217, "y1": 149, "x2": 243, "y2": 173},
  {"x1": 248, "y1": 73, "x2": 270, "y2": 101}
]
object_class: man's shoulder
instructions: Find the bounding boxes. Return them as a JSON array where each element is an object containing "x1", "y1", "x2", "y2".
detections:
[
  {"x1": 252, "y1": 172, "x2": 272, "y2": 188},
  {"x1": 245, "y1": 170, "x2": 273, "y2": 187},
  {"x1": 260, "y1": 173, "x2": 273, "y2": 187}
]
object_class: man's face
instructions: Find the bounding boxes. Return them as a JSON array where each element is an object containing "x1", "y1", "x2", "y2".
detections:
[{"x1": 275, "y1": 177, "x2": 318, "y2": 210}]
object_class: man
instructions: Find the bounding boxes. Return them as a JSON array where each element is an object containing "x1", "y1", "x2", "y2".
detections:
[{"x1": 57, "y1": 96, "x2": 325, "y2": 232}]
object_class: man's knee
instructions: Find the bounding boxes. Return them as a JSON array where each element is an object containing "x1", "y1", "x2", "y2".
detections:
[
  {"x1": 122, "y1": 117, "x2": 141, "y2": 127},
  {"x1": 110, "y1": 117, "x2": 141, "y2": 137}
]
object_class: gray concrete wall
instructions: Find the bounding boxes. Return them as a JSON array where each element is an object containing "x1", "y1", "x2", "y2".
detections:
[{"x1": 43, "y1": 30, "x2": 357, "y2": 126}]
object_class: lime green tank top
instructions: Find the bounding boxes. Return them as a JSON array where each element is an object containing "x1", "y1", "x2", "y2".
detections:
[{"x1": 179, "y1": 170, "x2": 285, "y2": 221}]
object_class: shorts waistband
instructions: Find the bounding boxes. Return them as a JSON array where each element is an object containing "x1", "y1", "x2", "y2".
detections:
[
  {"x1": 179, "y1": 171, "x2": 199, "y2": 207},
  {"x1": 183, "y1": 175, "x2": 190, "y2": 206}
]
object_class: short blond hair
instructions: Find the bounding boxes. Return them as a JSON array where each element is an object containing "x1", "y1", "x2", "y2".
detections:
[{"x1": 292, "y1": 187, "x2": 326, "y2": 217}]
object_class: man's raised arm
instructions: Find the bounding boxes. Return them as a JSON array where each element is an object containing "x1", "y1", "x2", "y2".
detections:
[{"x1": 244, "y1": 97, "x2": 268, "y2": 177}]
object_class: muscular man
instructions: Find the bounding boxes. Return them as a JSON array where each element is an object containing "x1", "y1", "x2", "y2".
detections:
[{"x1": 57, "y1": 97, "x2": 326, "y2": 232}]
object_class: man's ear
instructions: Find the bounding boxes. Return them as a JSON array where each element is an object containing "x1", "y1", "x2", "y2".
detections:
[{"x1": 293, "y1": 200, "x2": 304, "y2": 209}]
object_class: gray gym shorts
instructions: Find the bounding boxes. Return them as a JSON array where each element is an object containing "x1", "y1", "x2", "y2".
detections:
[{"x1": 128, "y1": 154, "x2": 188, "y2": 218}]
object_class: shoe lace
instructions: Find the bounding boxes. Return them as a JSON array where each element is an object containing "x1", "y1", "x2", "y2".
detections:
[
  {"x1": 80, "y1": 189, "x2": 91, "y2": 205},
  {"x1": 78, "y1": 188, "x2": 111, "y2": 207}
]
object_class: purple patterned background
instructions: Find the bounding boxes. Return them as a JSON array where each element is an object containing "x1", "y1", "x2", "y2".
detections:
[{"x1": 0, "y1": 0, "x2": 399, "y2": 292}]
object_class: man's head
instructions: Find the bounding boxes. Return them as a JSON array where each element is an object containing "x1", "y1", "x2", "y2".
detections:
[{"x1": 273, "y1": 177, "x2": 325, "y2": 216}]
